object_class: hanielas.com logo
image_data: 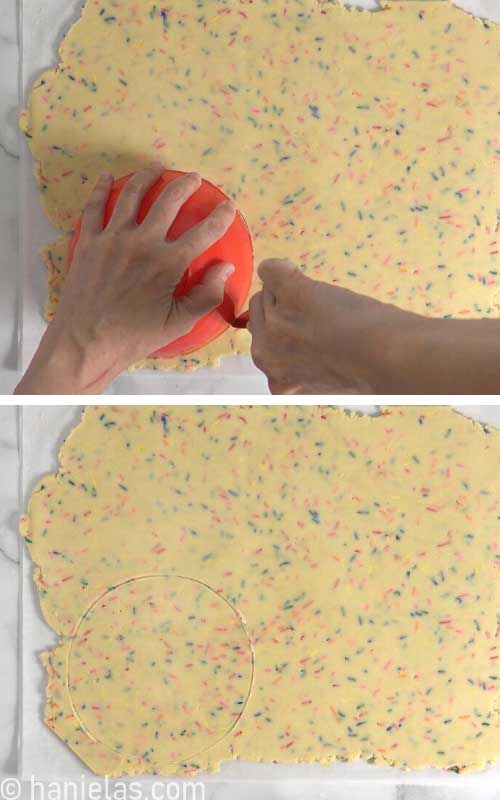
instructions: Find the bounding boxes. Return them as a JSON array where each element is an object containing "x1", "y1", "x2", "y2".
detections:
[{"x1": 0, "y1": 777, "x2": 205, "y2": 800}]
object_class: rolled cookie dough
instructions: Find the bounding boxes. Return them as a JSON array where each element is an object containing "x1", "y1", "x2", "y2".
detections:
[
  {"x1": 67, "y1": 575, "x2": 254, "y2": 767},
  {"x1": 21, "y1": 1, "x2": 500, "y2": 371},
  {"x1": 21, "y1": 406, "x2": 500, "y2": 776}
]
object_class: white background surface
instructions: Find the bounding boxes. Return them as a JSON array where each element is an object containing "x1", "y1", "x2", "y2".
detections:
[{"x1": 0, "y1": 405, "x2": 497, "y2": 798}]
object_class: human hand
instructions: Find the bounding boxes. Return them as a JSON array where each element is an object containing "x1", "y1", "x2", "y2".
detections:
[
  {"x1": 248, "y1": 259, "x2": 424, "y2": 394},
  {"x1": 16, "y1": 163, "x2": 236, "y2": 394}
]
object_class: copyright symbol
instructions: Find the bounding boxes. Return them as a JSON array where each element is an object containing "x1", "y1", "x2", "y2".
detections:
[{"x1": 0, "y1": 779, "x2": 21, "y2": 800}]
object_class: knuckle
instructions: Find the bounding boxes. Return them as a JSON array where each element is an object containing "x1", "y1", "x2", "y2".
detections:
[
  {"x1": 174, "y1": 241, "x2": 195, "y2": 262},
  {"x1": 290, "y1": 267, "x2": 310, "y2": 294},
  {"x1": 101, "y1": 224, "x2": 119, "y2": 238},
  {"x1": 85, "y1": 195, "x2": 103, "y2": 211},
  {"x1": 100, "y1": 227, "x2": 123, "y2": 249},
  {"x1": 122, "y1": 181, "x2": 141, "y2": 198},
  {"x1": 208, "y1": 217, "x2": 226, "y2": 237},
  {"x1": 166, "y1": 182, "x2": 187, "y2": 203},
  {"x1": 257, "y1": 261, "x2": 273, "y2": 282}
]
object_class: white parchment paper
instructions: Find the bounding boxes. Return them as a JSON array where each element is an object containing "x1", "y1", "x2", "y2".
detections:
[{"x1": 19, "y1": 404, "x2": 500, "y2": 784}]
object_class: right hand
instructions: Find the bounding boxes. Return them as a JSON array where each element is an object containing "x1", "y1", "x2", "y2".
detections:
[{"x1": 248, "y1": 258, "x2": 419, "y2": 394}]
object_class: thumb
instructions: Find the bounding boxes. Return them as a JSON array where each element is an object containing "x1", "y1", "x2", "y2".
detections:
[
  {"x1": 173, "y1": 261, "x2": 235, "y2": 332},
  {"x1": 257, "y1": 258, "x2": 305, "y2": 296}
]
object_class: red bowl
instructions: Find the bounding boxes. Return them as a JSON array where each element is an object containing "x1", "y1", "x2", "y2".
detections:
[{"x1": 68, "y1": 169, "x2": 253, "y2": 358}]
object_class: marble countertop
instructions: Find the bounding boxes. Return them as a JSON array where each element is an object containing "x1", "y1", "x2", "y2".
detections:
[{"x1": 0, "y1": 0, "x2": 21, "y2": 394}]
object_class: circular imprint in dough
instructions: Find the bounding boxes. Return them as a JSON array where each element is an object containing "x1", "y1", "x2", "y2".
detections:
[{"x1": 67, "y1": 575, "x2": 254, "y2": 767}]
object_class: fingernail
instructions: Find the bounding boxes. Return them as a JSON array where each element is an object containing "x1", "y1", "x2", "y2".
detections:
[
  {"x1": 187, "y1": 171, "x2": 201, "y2": 181},
  {"x1": 222, "y1": 199, "x2": 236, "y2": 212},
  {"x1": 220, "y1": 262, "x2": 235, "y2": 279}
]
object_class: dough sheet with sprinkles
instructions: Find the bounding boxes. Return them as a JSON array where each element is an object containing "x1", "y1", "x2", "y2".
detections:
[
  {"x1": 20, "y1": 1, "x2": 500, "y2": 371},
  {"x1": 20, "y1": 406, "x2": 500, "y2": 776}
]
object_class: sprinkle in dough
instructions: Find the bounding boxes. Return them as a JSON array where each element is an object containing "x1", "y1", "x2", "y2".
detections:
[
  {"x1": 21, "y1": 406, "x2": 500, "y2": 776},
  {"x1": 67, "y1": 575, "x2": 254, "y2": 766},
  {"x1": 21, "y1": 1, "x2": 500, "y2": 371}
]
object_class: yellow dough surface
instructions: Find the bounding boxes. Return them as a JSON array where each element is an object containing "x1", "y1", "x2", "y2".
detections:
[
  {"x1": 21, "y1": 406, "x2": 500, "y2": 776},
  {"x1": 68, "y1": 575, "x2": 254, "y2": 766},
  {"x1": 21, "y1": 1, "x2": 500, "y2": 371}
]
